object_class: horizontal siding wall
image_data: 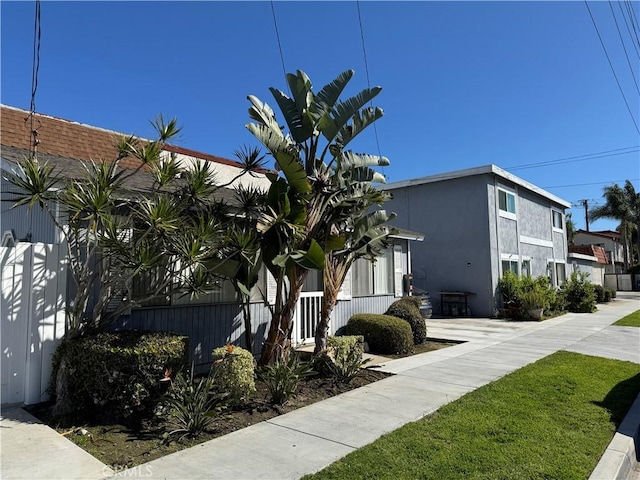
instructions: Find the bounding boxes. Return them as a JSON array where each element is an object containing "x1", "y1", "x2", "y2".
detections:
[{"x1": 113, "y1": 294, "x2": 396, "y2": 371}]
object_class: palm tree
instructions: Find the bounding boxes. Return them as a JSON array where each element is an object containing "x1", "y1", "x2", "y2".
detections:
[
  {"x1": 589, "y1": 180, "x2": 639, "y2": 270},
  {"x1": 247, "y1": 70, "x2": 393, "y2": 364}
]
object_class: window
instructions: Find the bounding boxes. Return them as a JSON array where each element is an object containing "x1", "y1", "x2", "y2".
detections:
[
  {"x1": 352, "y1": 247, "x2": 395, "y2": 296},
  {"x1": 501, "y1": 260, "x2": 519, "y2": 275},
  {"x1": 498, "y1": 189, "x2": 516, "y2": 214},
  {"x1": 552, "y1": 210, "x2": 563, "y2": 230},
  {"x1": 555, "y1": 263, "x2": 566, "y2": 286}
]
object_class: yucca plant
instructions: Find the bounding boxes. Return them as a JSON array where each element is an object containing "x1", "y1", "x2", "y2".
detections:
[
  {"x1": 164, "y1": 370, "x2": 228, "y2": 442},
  {"x1": 257, "y1": 354, "x2": 315, "y2": 405}
]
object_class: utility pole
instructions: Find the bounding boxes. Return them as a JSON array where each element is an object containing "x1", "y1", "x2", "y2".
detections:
[{"x1": 581, "y1": 199, "x2": 589, "y2": 231}]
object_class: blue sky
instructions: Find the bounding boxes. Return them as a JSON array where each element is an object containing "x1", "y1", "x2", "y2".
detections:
[{"x1": 2, "y1": 1, "x2": 639, "y2": 232}]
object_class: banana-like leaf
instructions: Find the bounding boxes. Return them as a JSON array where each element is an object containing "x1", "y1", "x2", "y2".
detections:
[
  {"x1": 345, "y1": 167, "x2": 387, "y2": 184},
  {"x1": 275, "y1": 150, "x2": 311, "y2": 194},
  {"x1": 290, "y1": 239, "x2": 325, "y2": 270},
  {"x1": 321, "y1": 86, "x2": 382, "y2": 143},
  {"x1": 325, "y1": 234, "x2": 346, "y2": 251},
  {"x1": 339, "y1": 151, "x2": 390, "y2": 170},
  {"x1": 287, "y1": 70, "x2": 313, "y2": 115},
  {"x1": 335, "y1": 106, "x2": 384, "y2": 148},
  {"x1": 266, "y1": 178, "x2": 291, "y2": 217},
  {"x1": 269, "y1": 88, "x2": 313, "y2": 143},
  {"x1": 246, "y1": 123, "x2": 295, "y2": 160},
  {"x1": 247, "y1": 95, "x2": 282, "y2": 134},
  {"x1": 309, "y1": 70, "x2": 354, "y2": 125},
  {"x1": 352, "y1": 210, "x2": 394, "y2": 245}
]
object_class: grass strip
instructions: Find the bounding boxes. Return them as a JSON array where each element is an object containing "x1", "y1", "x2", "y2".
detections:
[
  {"x1": 614, "y1": 309, "x2": 640, "y2": 327},
  {"x1": 305, "y1": 351, "x2": 640, "y2": 480}
]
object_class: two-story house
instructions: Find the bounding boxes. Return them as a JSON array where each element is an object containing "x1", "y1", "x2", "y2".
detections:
[
  {"x1": 573, "y1": 230, "x2": 624, "y2": 273},
  {"x1": 382, "y1": 165, "x2": 571, "y2": 317}
]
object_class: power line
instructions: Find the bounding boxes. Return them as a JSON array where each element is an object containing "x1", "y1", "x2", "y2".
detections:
[
  {"x1": 624, "y1": 0, "x2": 640, "y2": 48},
  {"x1": 609, "y1": 0, "x2": 640, "y2": 95},
  {"x1": 26, "y1": 0, "x2": 41, "y2": 158},
  {"x1": 270, "y1": 1, "x2": 288, "y2": 91},
  {"x1": 617, "y1": 0, "x2": 640, "y2": 58},
  {"x1": 504, "y1": 145, "x2": 639, "y2": 171},
  {"x1": 356, "y1": 0, "x2": 384, "y2": 168},
  {"x1": 584, "y1": 0, "x2": 640, "y2": 135},
  {"x1": 543, "y1": 178, "x2": 640, "y2": 189}
]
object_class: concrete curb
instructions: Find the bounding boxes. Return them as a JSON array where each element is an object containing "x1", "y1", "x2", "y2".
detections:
[{"x1": 589, "y1": 392, "x2": 640, "y2": 480}]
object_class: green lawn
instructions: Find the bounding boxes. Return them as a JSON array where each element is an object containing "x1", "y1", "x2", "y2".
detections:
[
  {"x1": 305, "y1": 351, "x2": 640, "y2": 480},
  {"x1": 614, "y1": 309, "x2": 640, "y2": 327}
]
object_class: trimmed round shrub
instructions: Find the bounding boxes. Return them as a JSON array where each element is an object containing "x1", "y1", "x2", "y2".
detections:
[
  {"x1": 385, "y1": 296, "x2": 427, "y2": 344},
  {"x1": 561, "y1": 272, "x2": 596, "y2": 313},
  {"x1": 594, "y1": 284, "x2": 605, "y2": 303},
  {"x1": 211, "y1": 344, "x2": 255, "y2": 404},
  {"x1": 51, "y1": 330, "x2": 188, "y2": 420},
  {"x1": 346, "y1": 314, "x2": 413, "y2": 355}
]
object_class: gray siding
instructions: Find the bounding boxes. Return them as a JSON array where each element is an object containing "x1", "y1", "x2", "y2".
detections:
[
  {"x1": 1, "y1": 177, "x2": 58, "y2": 244},
  {"x1": 113, "y1": 294, "x2": 396, "y2": 372}
]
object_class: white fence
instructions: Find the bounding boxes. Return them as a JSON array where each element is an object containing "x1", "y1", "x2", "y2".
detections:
[
  {"x1": 294, "y1": 292, "x2": 323, "y2": 345},
  {"x1": 1, "y1": 243, "x2": 66, "y2": 405}
]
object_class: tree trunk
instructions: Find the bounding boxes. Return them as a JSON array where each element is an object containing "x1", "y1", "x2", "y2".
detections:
[
  {"x1": 258, "y1": 278, "x2": 305, "y2": 366},
  {"x1": 623, "y1": 222, "x2": 630, "y2": 272},
  {"x1": 242, "y1": 297, "x2": 254, "y2": 353},
  {"x1": 314, "y1": 289, "x2": 337, "y2": 355}
]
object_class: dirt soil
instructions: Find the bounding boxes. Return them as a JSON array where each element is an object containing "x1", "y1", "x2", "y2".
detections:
[
  {"x1": 25, "y1": 340, "x2": 457, "y2": 470},
  {"x1": 25, "y1": 369, "x2": 390, "y2": 469}
]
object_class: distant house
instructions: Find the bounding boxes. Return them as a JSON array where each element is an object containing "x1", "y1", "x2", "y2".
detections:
[
  {"x1": 382, "y1": 165, "x2": 571, "y2": 317},
  {"x1": 1, "y1": 105, "x2": 419, "y2": 372},
  {"x1": 573, "y1": 230, "x2": 625, "y2": 273},
  {"x1": 567, "y1": 244, "x2": 608, "y2": 286}
]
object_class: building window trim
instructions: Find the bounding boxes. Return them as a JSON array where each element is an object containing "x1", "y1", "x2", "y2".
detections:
[
  {"x1": 552, "y1": 209, "x2": 564, "y2": 232},
  {"x1": 497, "y1": 187, "x2": 517, "y2": 220}
]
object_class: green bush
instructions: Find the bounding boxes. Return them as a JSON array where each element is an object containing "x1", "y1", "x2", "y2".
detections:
[
  {"x1": 346, "y1": 314, "x2": 414, "y2": 355},
  {"x1": 560, "y1": 272, "x2": 596, "y2": 313},
  {"x1": 519, "y1": 288, "x2": 547, "y2": 310},
  {"x1": 257, "y1": 354, "x2": 315, "y2": 405},
  {"x1": 594, "y1": 284, "x2": 605, "y2": 303},
  {"x1": 497, "y1": 271, "x2": 521, "y2": 307},
  {"x1": 52, "y1": 331, "x2": 188, "y2": 420},
  {"x1": 211, "y1": 344, "x2": 255, "y2": 405},
  {"x1": 322, "y1": 335, "x2": 370, "y2": 383},
  {"x1": 385, "y1": 297, "x2": 427, "y2": 344},
  {"x1": 606, "y1": 286, "x2": 616, "y2": 300}
]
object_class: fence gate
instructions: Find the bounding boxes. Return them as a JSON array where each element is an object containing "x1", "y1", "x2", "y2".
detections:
[
  {"x1": 1, "y1": 243, "x2": 66, "y2": 405},
  {"x1": 293, "y1": 292, "x2": 323, "y2": 345}
]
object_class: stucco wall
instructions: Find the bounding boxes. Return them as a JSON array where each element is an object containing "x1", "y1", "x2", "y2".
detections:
[{"x1": 386, "y1": 174, "x2": 495, "y2": 317}]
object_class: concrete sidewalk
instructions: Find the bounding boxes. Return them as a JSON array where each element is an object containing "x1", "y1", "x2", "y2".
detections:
[{"x1": 1, "y1": 293, "x2": 639, "y2": 480}]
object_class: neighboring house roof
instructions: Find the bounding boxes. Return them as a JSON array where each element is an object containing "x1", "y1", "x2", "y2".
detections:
[
  {"x1": 382, "y1": 164, "x2": 571, "y2": 209},
  {"x1": 1, "y1": 104, "x2": 270, "y2": 202},
  {"x1": 568, "y1": 245, "x2": 609, "y2": 264},
  {"x1": 575, "y1": 229, "x2": 621, "y2": 241}
]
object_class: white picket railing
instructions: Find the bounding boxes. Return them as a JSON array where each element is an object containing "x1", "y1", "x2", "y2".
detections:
[{"x1": 294, "y1": 291, "x2": 323, "y2": 345}]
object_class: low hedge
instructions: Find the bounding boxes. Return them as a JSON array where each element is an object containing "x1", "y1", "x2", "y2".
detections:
[
  {"x1": 346, "y1": 314, "x2": 414, "y2": 355},
  {"x1": 385, "y1": 297, "x2": 427, "y2": 344},
  {"x1": 211, "y1": 344, "x2": 255, "y2": 404},
  {"x1": 51, "y1": 330, "x2": 188, "y2": 420}
]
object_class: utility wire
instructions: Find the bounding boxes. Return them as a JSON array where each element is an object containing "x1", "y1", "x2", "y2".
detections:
[
  {"x1": 27, "y1": 0, "x2": 41, "y2": 158},
  {"x1": 609, "y1": 1, "x2": 640, "y2": 95},
  {"x1": 624, "y1": 0, "x2": 640, "y2": 48},
  {"x1": 618, "y1": 0, "x2": 640, "y2": 58},
  {"x1": 356, "y1": 0, "x2": 384, "y2": 167},
  {"x1": 504, "y1": 145, "x2": 639, "y2": 171},
  {"x1": 584, "y1": 0, "x2": 640, "y2": 135},
  {"x1": 270, "y1": 1, "x2": 288, "y2": 93},
  {"x1": 543, "y1": 178, "x2": 640, "y2": 189}
]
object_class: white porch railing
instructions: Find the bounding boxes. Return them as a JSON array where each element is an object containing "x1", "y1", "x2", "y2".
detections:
[{"x1": 294, "y1": 292, "x2": 323, "y2": 345}]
